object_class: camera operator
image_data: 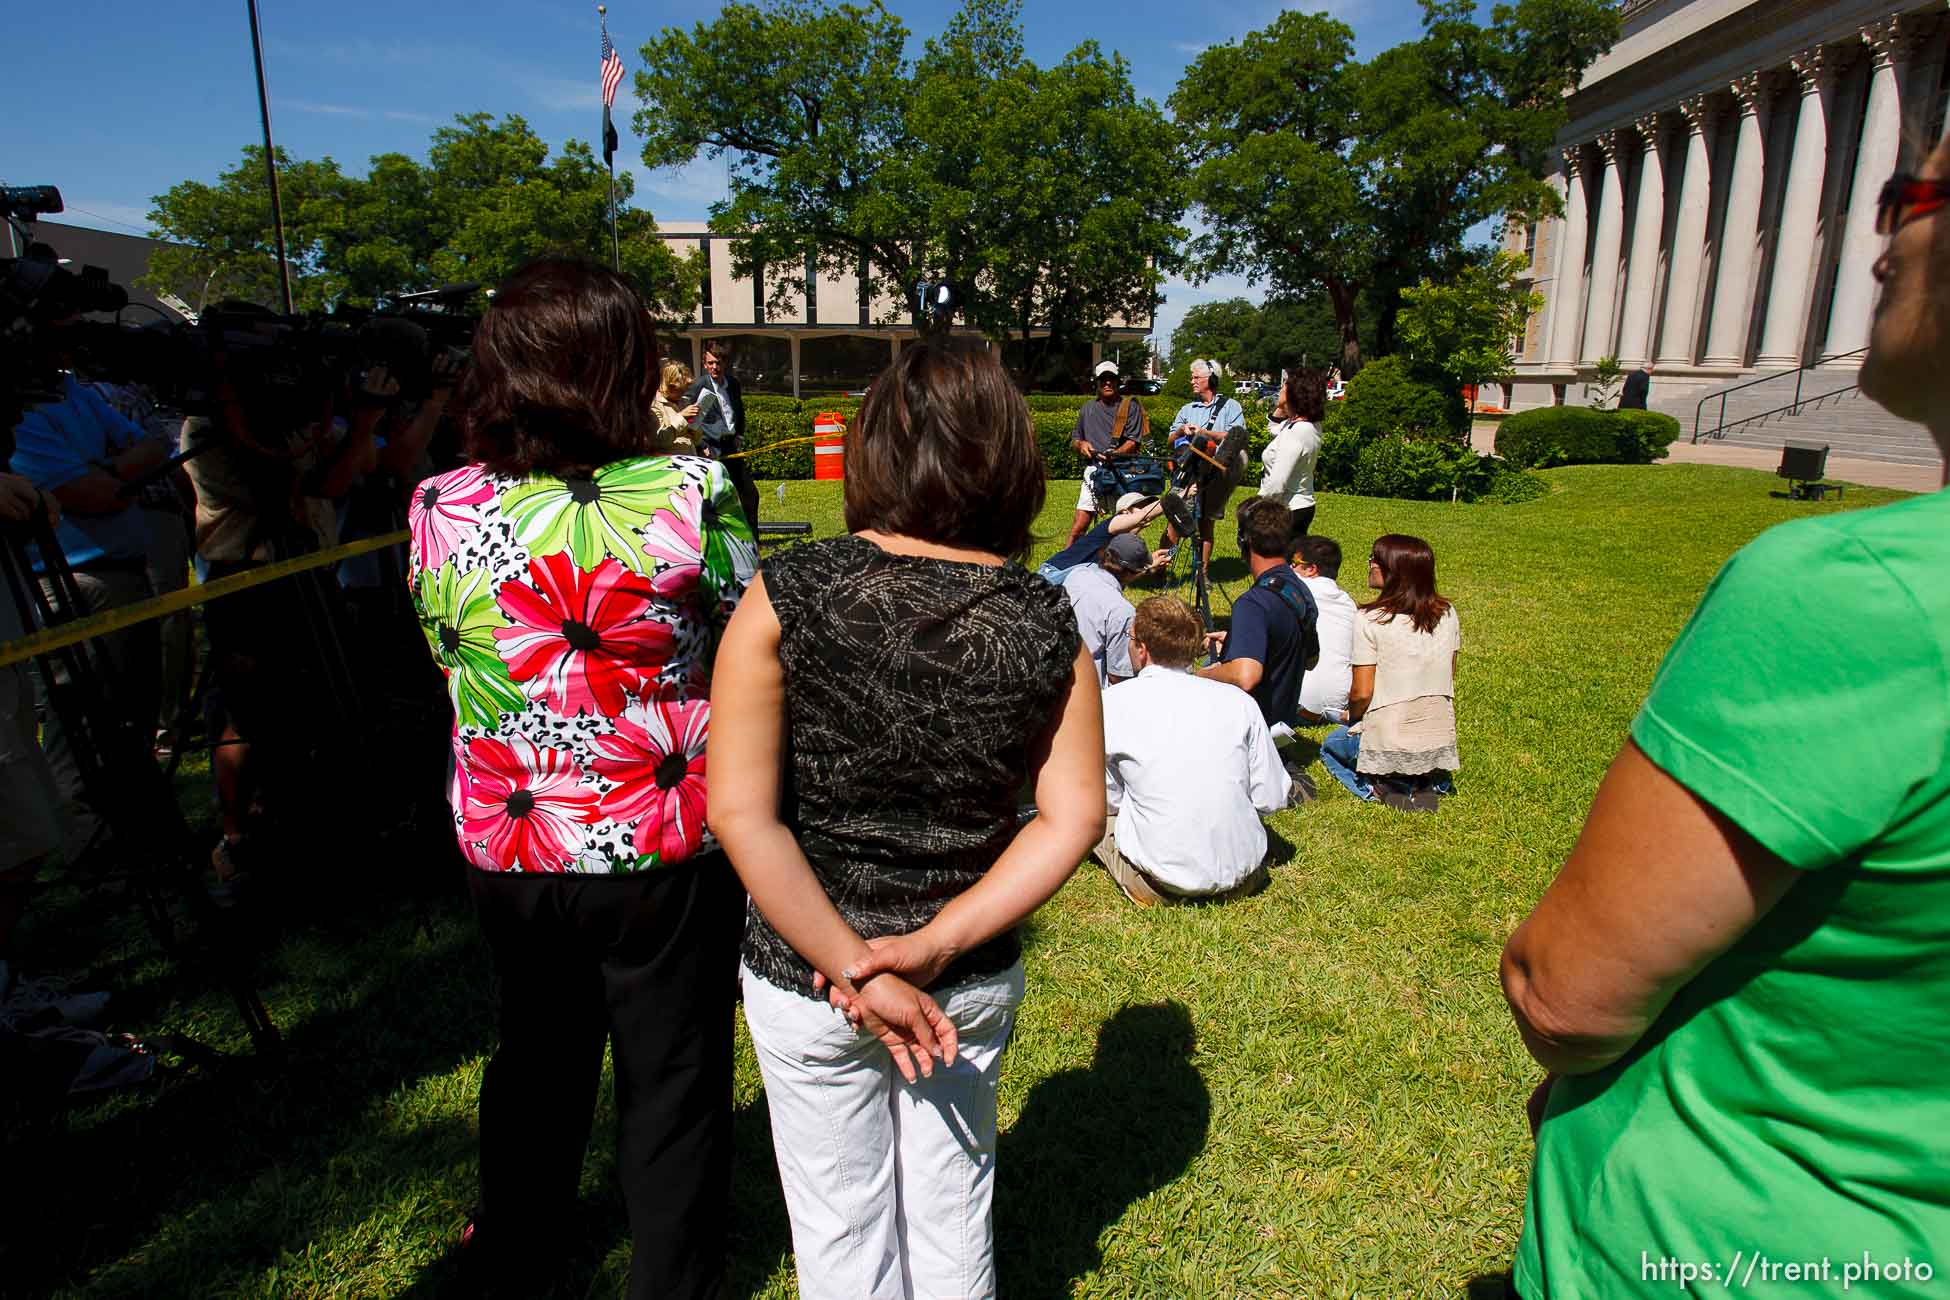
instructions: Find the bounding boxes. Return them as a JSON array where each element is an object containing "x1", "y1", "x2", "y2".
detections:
[
  {"x1": 1064, "y1": 361, "x2": 1147, "y2": 546},
  {"x1": 1094, "y1": 594, "x2": 1289, "y2": 907},
  {"x1": 1161, "y1": 359, "x2": 1248, "y2": 574},
  {"x1": 7, "y1": 315, "x2": 169, "y2": 860},
  {"x1": 183, "y1": 344, "x2": 397, "y2": 884},
  {"x1": 0, "y1": 474, "x2": 65, "y2": 983}
]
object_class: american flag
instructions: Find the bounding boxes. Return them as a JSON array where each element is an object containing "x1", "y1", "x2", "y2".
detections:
[{"x1": 600, "y1": 29, "x2": 625, "y2": 109}]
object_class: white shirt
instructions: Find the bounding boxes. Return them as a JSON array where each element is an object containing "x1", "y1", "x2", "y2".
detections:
[
  {"x1": 1060, "y1": 563, "x2": 1134, "y2": 685},
  {"x1": 1259, "y1": 418, "x2": 1321, "y2": 509},
  {"x1": 1299, "y1": 575, "x2": 1358, "y2": 716},
  {"x1": 1102, "y1": 664, "x2": 1290, "y2": 894}
]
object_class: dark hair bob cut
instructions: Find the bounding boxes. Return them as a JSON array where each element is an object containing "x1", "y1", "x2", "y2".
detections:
[
  {"x1": 843, "y1": 339, "x2": 1045, "y2": 558},
  {"x1": 1282, "y1": 366, "x2": 1329, "y2": 424},
  {"x1": 459, "y1": 257, "x2": 662, "y2": 478}
]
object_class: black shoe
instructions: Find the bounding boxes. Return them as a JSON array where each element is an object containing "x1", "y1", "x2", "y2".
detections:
[
  {"x1": 1284, "y1": 763, "x2": 1317, "y2": 806},
  {"x1": 1408, "y1": 787, "x2": 1442, "y2": 814}
]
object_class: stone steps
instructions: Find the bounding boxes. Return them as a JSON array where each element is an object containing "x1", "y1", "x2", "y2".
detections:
[{"x1": 1651, "y1": 374, "x2": 1942, "y2": 467}]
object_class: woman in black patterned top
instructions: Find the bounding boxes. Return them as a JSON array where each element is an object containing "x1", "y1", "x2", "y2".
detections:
[{"x1": 709, "y1": 340, "x2": 1105, "y2": 1300}]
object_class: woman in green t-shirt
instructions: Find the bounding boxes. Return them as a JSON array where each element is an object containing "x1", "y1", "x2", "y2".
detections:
[{"x1": 1499, "y1": 132, "x2": 1950, "y2": 1297}]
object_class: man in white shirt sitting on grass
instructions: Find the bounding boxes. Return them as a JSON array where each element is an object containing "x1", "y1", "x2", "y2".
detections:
[
  {"x1": 1094, "y1": 594, "x2": 1291, "y2": 907},
  {"x1": 1292, "y1": 534, "x2": 1358, "y2": 726}
]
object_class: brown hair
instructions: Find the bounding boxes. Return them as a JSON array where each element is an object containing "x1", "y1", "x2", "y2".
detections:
[
  {"x1": 1132, "y1": 595, "x2": 1202, "y2": 668},
  {"x1": 1281, "y1": 367, "x2": 1328, "y2": 424},
  {"x1": 1240, "y1": 499, "x2": 1293, "y2": 559},
  {"x1": 702, "y1": 338, "x2": 734, "y2": 361},
  {"x1": 459, "y1": 258, "x2": 661, "y2": 477},
  {"x1": 1363, "y1": 534, "x2": 1452, "y2": 634},
  {"x1": 843, "y1": 339, "x2": 1046, "y2": 557}
]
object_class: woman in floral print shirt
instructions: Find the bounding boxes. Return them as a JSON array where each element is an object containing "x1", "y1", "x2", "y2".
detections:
[{"x1": 409, "y1": 258, "x2": 754, "y2": 1299}]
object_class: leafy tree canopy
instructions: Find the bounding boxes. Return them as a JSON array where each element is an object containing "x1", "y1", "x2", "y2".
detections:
[
  {"x1": 143, "y1": 114, "x2": 701, "y2": 318},
  {"x1": 1396, "y1": 250, "x2": 1542, "y2": 392},
  {"x1": 633, "y1": 0, "x2": 1184, "y2": 374},
  {"x1": 1171, "y1": 0, "x2": 1618, "y2": 376}
]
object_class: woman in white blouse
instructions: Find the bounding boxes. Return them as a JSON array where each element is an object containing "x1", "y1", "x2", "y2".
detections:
[
  {"x1": 1258, "y1": 367, "x2": 1327, "y2": 542},
  {"x1": 1318, "y1": 534, "x2": 1459, "y2": 813}
]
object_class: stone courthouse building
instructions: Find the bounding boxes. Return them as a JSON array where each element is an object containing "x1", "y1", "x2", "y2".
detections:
[{"x1": 1505, "y1": 0, "x2": 1949, "y2": 462}]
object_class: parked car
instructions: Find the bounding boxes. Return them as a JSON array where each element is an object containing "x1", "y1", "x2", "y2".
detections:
[{"x1": 1126, "y1": 377, "x2": 1163, "y2": 395}]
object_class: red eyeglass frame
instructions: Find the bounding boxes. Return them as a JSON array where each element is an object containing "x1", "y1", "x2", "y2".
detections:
[{"x1": 1877, "y1": 174, "x2": 1950, "y2": 235}]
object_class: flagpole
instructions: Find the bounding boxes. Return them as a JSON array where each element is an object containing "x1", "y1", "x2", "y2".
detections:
[{"x1": 601, "y1": 5, "x2": 621, "y2": 273}]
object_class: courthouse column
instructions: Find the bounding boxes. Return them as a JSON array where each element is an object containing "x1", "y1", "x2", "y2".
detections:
[
  {"x1": 1616, "y1": 114, "x2": 1669, "y2": 369},
  {"x1": 1826, "y1": 20, "x2": 1915, "y2": 359},
  {"x1": 1546, "y1": 147, "x2": 1592, "y2": 370},
  {"x1": 1702, "y1": 75, "x2": 1773, "y2": 368},
  {"x1": 1579, "y1": 132, "x2": 1629, "y2": 364},
  {"x1": 1656, "y1": 96, "x2": 1720, "y2": 368},
  {"x1": 1756, "y1": 48, "x2": 1844, "y2": 368}
]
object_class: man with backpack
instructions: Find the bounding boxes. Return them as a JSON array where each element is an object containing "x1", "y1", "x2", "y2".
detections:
[{"x1": 1201, "y1": 500, "x2": 1321, "y2": 799}]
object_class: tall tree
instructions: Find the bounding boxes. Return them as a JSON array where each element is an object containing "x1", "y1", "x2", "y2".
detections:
[
  {"x1": 632, "y1": 0, "x2": 1182, "y2": 369},
  {"x1": 144, "y1": 146, "x2": 352, "y2": 313},
  {"x1": 1168, "y1": 298, "x2": 1260, "y2": 370},
  {"x1": 1172, "y1": 0, "x2": 1618, "y2": 376},
  {"x1": 143, "y1": 115, "x2": 701, "y2": 318}
]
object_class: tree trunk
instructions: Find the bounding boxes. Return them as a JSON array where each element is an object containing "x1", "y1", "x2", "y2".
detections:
[{"x1": 1326, "y1": 277, "x2": 1364, "y2": 378}]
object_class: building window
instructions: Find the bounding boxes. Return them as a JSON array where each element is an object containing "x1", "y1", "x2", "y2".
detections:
[
  {"x1": 800, "y1": 334, "x2": 891, "y2": 394},
  {"x1": 1524, "y1": 221, "x2": 1537, "y2": 266},
  {"x1": 719, "y1": 335, "x2": 792, "y2": 395}
]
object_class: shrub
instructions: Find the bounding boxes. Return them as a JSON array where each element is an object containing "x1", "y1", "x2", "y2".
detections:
[
  {"x1": 1611, "y1": 409, "x2": 1681, "y2": 463},
  {"x1": 1494, "y1": 406, "x2": 1621, "y2": 468},
  {"x1": 1478, "y1": 462, "x2": 1550, "y2": 504},
  {"x1": 1161, "y1": 359, "x2": 1193, "y2": 399},
  {"x1": 1327, "y1": 356, "x2": 1467, "y2": 442},
  {"x1": 1315, "y1": 426, "x2": 1363, "y2": 492},
  {"x1": 1348, "y1": 435, "x2": 1490, "y2": 501}
]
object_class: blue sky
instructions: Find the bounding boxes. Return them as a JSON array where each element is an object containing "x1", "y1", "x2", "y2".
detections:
[{"x1": 1, "y1": 0, "x2": 1438, "y2": 350}]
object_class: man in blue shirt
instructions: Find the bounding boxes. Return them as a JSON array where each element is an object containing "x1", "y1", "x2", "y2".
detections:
[
  {"x1": 1164, "y1": 359, "x2": 1248, "y2": 576},
  {"x1": 1201, "y1": 500, "x2": 1318, "y2": 735},
  {"x1": 10, "y1": 369, "x2": 167, "y2": 859},
  {"x1": 1036, "y1": 491, "x2": 1164, "y2": 586}
]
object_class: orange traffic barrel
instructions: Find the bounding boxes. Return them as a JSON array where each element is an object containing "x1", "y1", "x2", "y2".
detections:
[{"x1": 813, "y1": 411, "x2": 846, "y2": 481}]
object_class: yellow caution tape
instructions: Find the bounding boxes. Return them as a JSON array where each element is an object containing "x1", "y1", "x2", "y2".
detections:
[
  {"x1": 0, "y1": 530, "x2": 411, "y2": 670},
  {"x1": 721, "y1": 431, "x2": 845, "y2": 461}
]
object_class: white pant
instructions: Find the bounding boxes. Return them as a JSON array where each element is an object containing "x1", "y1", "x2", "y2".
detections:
[{"x1": 741, "y1": 960, "x2": 1025, "y2": 1300}]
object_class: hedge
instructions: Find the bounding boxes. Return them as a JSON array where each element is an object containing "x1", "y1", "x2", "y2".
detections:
[
  {"x1": 734, "y1": 389, "x2": 1549, "y2": 506},
  {"x1": 1494, "y1": 406, "x2": 1681, "y2": 468}
]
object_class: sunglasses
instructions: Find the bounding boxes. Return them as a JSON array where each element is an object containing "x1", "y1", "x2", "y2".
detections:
[{"x1": 1876, "y1": 174, "x2": 1950, "y2": 235}]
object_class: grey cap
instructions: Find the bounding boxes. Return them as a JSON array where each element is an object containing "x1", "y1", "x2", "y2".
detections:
[{"x1": 1103, "y1": 533, "x2": 1151, "y2": 570}]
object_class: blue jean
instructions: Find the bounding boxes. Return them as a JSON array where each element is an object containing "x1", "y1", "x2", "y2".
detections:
[
  {"x1": 1318, "y1": 726, "x2": 1376, "y2": 801},
  {"x1": 1036, "y1": 560, "x2": 1080, "y2": 585},
  {"x1": 1319, "y1": 726, "x2": 1455, "y2": 802}
]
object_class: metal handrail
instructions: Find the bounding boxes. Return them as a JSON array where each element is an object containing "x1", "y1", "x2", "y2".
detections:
[
  {"x1": 1691, "y1": 347, "x2": 1870, "y2": 443},
  {"x1": 1699, "y1": 380, "x2": 1862, "y2": 444}
]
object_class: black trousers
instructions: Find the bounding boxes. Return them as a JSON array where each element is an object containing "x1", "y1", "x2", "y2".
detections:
[
  {"x1": 468, "y1": 858, "x2": 743, "y2": 1300},
  {"x1": 1288, "y1": 503, "x2": 1316, "y2": 545}
]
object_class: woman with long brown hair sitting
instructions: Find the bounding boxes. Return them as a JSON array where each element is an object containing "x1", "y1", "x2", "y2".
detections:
[{"x1": 1317, "y1": 533, "x2": 1459, "y2": 813}]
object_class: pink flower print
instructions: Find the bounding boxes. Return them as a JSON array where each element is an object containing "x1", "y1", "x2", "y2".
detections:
[
  {"x1": 641, "y1": 482, "x2": 705, "y2": 598},
  {"x1": 457, "y1": 735, "x2": 599, "y2": 872},
  {"x1": 589, "y1": 695, "x2": 710, "y2": 865},
  {"x1": 409, "y1": 465, "x2": 495, "y2": 572},
  {"x1": 494, "y1": 552, "x2": 673, "y2": 717}
]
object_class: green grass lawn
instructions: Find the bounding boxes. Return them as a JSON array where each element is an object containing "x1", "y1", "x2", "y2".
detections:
[{"x1": 7, "y1": 464, "x2": 1915, "y2": 1299}]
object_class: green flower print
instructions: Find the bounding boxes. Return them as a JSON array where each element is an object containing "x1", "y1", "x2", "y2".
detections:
[
  {"x1": 416, "y1": 560, "x2": 525, "y2": 728},
  {"x1": 502, "y1": 459, "x2": 680, "y2": 573},
  {"x1": 700, "y1": 471, "x2": 758, "y2": 598}
]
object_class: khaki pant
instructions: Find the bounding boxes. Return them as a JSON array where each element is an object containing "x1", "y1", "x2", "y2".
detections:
[{"x1": 1092, "y1": 815, "x2": 1268, "y2": 907}]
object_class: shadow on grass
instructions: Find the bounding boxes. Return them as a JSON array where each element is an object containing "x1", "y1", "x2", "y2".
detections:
[
  {"x1": 2, "y1": 874, "x2": 500, "y2": 1299},
  {"x1": 1466, "y1": 1272, "x2": 1517, "y2": 1298},
  {"x1": 996, "y1": 1001, "x2": 1208, "y2": 1296}
]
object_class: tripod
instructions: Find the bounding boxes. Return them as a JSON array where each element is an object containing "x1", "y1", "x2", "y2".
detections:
[{"x1": 0, "y1": 514, "x2": 282, "y2": 1059}]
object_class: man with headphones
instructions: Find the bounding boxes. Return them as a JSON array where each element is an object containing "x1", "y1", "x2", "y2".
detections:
[{"x1": 1161, "y1": 359, "x2": 1248, "y2": 575}]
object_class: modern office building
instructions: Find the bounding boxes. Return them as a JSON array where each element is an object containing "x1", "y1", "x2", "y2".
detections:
[
  {"x1": 1503, "y1": 0, "x2": 1948, "y2": 461},
  {"x1": 654, "y1": 221, "x2": 1154, "y2": 394}
]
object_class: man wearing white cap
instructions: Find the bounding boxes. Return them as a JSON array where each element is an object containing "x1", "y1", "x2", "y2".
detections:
[{"x1": 1066, "y1": 360, "x2": 1149, "y2": 545}]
